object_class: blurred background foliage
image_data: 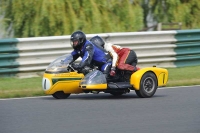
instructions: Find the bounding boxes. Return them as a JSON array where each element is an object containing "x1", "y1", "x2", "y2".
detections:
[{"x1": 0, "y1": 0, "x2": 200, "y2": 38}]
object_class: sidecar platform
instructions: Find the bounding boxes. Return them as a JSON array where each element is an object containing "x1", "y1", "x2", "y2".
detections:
[{"x1": 107, "y1": 82, "x2": 132, "y2": 89}]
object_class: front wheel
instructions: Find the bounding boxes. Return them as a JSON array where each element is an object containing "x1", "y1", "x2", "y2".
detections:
[
  {"x1": 135, "y1": 72, "x2": 158, "y2": 98},
  {"x1": 52, "y1": 91, "x2": 71, "y2": 99}
]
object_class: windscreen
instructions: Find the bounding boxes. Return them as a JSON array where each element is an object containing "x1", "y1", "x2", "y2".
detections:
[
  {"x1": 80, "y1": 70, "x2": 107, "y2": 85},
  {"x1": 45, "y1": 54, "x2": 73, "y2": 73}
]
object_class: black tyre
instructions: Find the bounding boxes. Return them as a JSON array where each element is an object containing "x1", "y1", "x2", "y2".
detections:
[
  {"x1": 135, "y1": 72, "x2": 158, "y2": 98},
  {"x1": 52, "y1": 91, "x2": 70, "y2": 99}
]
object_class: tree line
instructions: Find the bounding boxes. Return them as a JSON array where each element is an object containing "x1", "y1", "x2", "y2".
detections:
[{"x1": 0, "y1": 0, "x2": 199, "y2": 38}]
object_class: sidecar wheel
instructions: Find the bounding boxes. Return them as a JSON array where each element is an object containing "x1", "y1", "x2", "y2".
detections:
[
  {"x1": 52, "y1": 91, "x2": 70, "y2": 99},
  {"x1": 110, "y1": 92, "x2": 124, "y2": 96},
  {"x1": 135, "y1": 72, "x2": 157, "y2": 98}
]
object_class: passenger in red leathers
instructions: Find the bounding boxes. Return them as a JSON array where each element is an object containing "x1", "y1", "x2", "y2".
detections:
[{"x1": 90, "y1": 36, "x2": 140, "y2": 76}]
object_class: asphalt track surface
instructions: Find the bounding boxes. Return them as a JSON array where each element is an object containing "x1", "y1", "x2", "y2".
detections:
[{"x1": 0, "y1": 86, "x2": 200, "y2": 133}]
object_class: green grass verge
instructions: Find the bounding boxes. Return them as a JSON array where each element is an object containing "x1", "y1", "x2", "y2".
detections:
[
  {"x1": 0, "y1": 77, "x2": 44, "y2": 98},
  {"x1": 166, "y1": 65, "x2": 200, "y2": 87},
  {"x1": 0, "y1": 65, "x2": 200, "y2": 98}
]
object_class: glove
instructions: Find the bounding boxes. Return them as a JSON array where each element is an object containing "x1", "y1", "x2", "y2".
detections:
[
  {"x1": 72, "y1": 63, "x2": 81, "y2": 71},
  {"x1": 110, "y1": 67, "x2": 116, "y2": 76}
]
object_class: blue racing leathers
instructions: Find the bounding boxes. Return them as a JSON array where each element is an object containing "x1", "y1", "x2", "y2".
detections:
[{"x1": 66, "y1": 40, "x2": 112, "y2": 76}]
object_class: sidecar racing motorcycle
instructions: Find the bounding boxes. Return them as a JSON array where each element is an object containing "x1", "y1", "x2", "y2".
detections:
[{"x1": 42, "y1": 54, "x2": 168, "y2": 99}]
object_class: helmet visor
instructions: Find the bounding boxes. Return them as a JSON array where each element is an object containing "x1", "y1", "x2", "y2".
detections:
[{"x1": 70, "y1": 39, "x2": 79, "y2": 48}]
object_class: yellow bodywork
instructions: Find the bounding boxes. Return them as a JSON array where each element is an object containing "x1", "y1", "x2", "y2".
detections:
[
  {"x1": 43, "y1": 72, "x2": 84, "y2": 94},
  {"x1": 81, "y1": 84, "x2": 107, "y2": 90},
  {"x1": 42, "y1": 67, "x2": 168, "y2": 94},
  {"x1": 130, "y1": 67, "x2": 168, "y2": 90}
]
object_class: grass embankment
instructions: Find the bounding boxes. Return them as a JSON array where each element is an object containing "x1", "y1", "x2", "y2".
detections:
[
  {"x1": 0, "y1": 77, "x2": 43, "y2": 98},
  {"x1": 0, "y1": 65, "x2": 200, "y2": 98}
]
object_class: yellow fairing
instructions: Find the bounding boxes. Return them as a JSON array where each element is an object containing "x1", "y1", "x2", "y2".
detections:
[
  {"x1": 81, "y1": 84, "x2": 107, "y2": 90},
  {"x1": 43, "y1": 72, "x2": 84, "y2": 94},
  {"x1": 130, "y1": 67, "x2": 168, "y2": 90}
]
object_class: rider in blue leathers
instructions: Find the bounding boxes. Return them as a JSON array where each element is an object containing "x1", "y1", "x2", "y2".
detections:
[{"x1": 64, "y1": 31, "x2": 112, "y2": 78}]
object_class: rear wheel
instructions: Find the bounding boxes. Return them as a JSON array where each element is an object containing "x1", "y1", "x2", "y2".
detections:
[
  {"x1": 52, "y1": 91, "x2": 71, "y2": 99},
  {"x1": 135, "y1": 72, "x2": 157, "y2": 98}
]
